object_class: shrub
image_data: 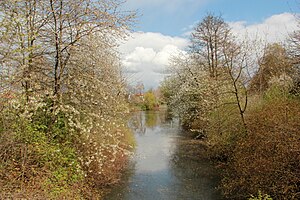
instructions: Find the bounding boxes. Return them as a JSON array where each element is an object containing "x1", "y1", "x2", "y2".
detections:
[
  {"x1": 222, "y1": 97, "x2": 300, "y2": 199},
  {"x1": 144, "y1": 90, "x2": 157, "y2": 110},
  {"x1": 0, "y1": 93, "x2": 135, "y2": 198},
  {"x1": 0, "y1": 99, "x2": 84, "y2": 198},
  {"x1": 205, "y1": 103, "x2": 246, "y2": 162}
]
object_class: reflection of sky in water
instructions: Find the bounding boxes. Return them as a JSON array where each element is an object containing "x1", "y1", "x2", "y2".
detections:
[
  {"x1": 135, "y1": 126, "x2": 175, "y2": 173},
  {"x1": 105, "y1": 111, "x2": 222, "y2": 200}
]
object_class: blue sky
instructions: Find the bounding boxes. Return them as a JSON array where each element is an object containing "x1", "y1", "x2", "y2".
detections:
[
  {"x1": 120, "y1": 0, "x2": 299, "y2": 89},
  {"x1": 125, "y1": 0, "x2": 298, "y2": 36}
]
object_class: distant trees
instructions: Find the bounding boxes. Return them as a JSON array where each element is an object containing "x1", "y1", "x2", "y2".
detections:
[{"x1": 144, "y1": 90, "x2": 157, "y2": 110}]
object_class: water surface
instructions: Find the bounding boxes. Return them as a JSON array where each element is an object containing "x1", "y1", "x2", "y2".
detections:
[{"x1": 105, "y1": 111, "x2": 222, "y2": 200}]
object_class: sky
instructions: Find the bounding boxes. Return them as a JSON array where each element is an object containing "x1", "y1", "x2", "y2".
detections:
[{"x1": 119, "y1": 0, "x2": 300, "y2": 89}]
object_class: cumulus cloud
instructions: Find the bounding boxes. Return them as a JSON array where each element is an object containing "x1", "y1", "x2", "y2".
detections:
[
  {"x1": 119, "y1": 32, "x2": 188, "y2": 54},
  {"x1": 119, "y1": 32, "x2": 189, "y2": 88},
  {"x1": 229, "y1": 13, "x2": 298, "y2": 43}
]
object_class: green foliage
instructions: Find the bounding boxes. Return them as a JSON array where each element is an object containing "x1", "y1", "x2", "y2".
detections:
[
  {"x1": 144, "y1": 90, "x2": 157, "y2": 110},
  {"x1": 139, "y1": 103, "x2": 147, "y2": 111},
  {"x1": 263, "y1": 79, "x2": 293, "y2": 102},
  {"x1": 13, "y1": 104, "x2": 83, "y2": 194}
]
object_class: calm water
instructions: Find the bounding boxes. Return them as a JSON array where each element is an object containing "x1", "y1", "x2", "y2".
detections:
[{"x1": 104, "y1": 110, "x2": 223, "y2": 200}]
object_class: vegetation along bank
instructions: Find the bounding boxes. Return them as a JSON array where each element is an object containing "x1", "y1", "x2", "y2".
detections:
[{"x1": 0, "y1": 0, "x2": 136, "y2": 199}]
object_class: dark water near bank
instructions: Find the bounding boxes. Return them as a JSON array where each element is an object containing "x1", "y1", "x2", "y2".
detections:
[{"x1": 104, "y1": 110, "x2": 223, "y2": 200}]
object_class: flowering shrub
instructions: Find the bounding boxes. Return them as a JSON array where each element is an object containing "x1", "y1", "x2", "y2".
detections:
[{"x1": 0, "y1": 0, "x2": 135, "y2": 197}]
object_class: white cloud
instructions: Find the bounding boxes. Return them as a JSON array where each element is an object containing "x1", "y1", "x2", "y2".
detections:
[
  {"x1": 153, "y1": 44, "x2": 182, "y2": 67},
  {"x1": 125, "y1": 47, "x2": 156, "y2": 64},
  {"x1": 120, "y1": 32, "x2": 188, "y2": 54},
  {"x1": 229, "y1": 13, "x2": 298, "y2": 43},
  {"x1": 119, "y1": 32, "x2": 189, "y2": 89}
]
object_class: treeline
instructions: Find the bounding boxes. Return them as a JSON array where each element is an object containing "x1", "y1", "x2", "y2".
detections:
[
  {"x1": 0, "y1": 0, "x2": 135, "y2": 199},
  {"x1": 161, "y1": 14, "x2": 300, "y2": 199},
  {"x1": 127, "y1": 85, "x2": 161, "y2": 111}
]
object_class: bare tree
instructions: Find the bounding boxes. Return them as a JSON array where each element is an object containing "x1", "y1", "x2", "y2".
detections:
[
  {"x1": 222, "y1": 39, "x2": 250, "y2": 131},
  {"x1": 190, "y1": 14, "x2": 231, "y2": 79}
]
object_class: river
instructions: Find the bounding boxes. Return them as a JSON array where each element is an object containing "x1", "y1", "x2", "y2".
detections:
[{"x1": 104, "y1": 110, "x2": 223, "y2": 200}]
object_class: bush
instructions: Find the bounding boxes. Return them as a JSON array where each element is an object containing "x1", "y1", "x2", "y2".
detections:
[
  {"x1": 0, "y1": 95, "x2": 134, "y2": 199},
  {"x1": 222, "y1": 97, "x2": 300, "y2": 199},
  {"x1": 144, "y1": 90, "x2": 157, "y2": 110},
  {"x1": 0, "y1": 100, "x2": 84, "y2": 199},
  {"x1": 202, "y1": 102, "x2": 246, "y2": 164}
]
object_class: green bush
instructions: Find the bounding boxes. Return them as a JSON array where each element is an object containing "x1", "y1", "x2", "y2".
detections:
[
  {"x1": 0, "y1": 101, "x2": 84, "y2": 198},
  {"x1": 144, "y1": 90, "x2": 157, "y2": 110}
]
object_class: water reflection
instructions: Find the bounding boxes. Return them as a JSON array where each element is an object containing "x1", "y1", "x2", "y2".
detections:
[
  {"x1": 169, "y1": 136, "x2": 222, "y2": 199},
  {"x1": 129, "y1": 110, "x2": 170, "y2": 134},
  {"x1": 145, "y1": 111, "x2": 157, "y2": 129},
  {"x1": 128, "y1": 112, "x2": 146, "y2": 134},
  {"x1": 104, "y1": 110, "x2": 222, "y2": 200}
]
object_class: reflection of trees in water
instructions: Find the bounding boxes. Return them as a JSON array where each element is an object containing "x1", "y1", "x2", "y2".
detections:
[
  {"x1": 169, "y1": 138, "x2": 222, "y2": 200},
  {"x1": 145, "y1": 110, "x2": 176, "y2": 129},
  {"x1": 128, "y1": 112, "x2": 146, "y2": 135},
  {"x1": 104, "y1": 160, "x2": 137, "y2": 200},
  {"x1": 145, "y1": 112, "x2": 158, "y2": 128},
  {"x1": 129, "y1": 110, "x2": 172, "y2": 135}
]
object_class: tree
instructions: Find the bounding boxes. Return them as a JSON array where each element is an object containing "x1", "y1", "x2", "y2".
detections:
[
  {"x1": 249, "y1": 43, "x2": 293, "y2": 94},
  {"x1": 144, "y1": 90, "x2": 157, "y2": 110},
  {"x1": 0, "y1": 0, "x2": 135, "y2": 102},
  {"x1": 162, "y1": 53, "x2": 215, "y2": 129},
  {"x1": 222, "y1": 39, "x2": 251, "y2": 131},
  {"x1": 190, "y1": 14, "x2": 231, "y2": 79},
  {"x1": 45, "y1": 0, "x2": 135, "y2": 101},
  {"x1": 288, "y1": 29, "x2": 300, "y2": 95},
  {"x1": 164, "y1": 14, "x2": 253, "y2": 144},
  {"x1": 0, "y1": 0, "x2": 50, "y2": 101}
]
